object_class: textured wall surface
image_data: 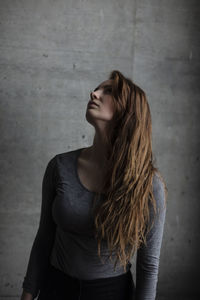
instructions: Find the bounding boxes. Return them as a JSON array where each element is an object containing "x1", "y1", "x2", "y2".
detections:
[{"x1": 0, "y1": 0, "x2": 199, "y2": 299}]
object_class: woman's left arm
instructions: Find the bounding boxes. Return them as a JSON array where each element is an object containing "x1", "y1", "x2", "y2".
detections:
[{"x1": 136, "y1": 173, "x2": 167, "y2": 300}]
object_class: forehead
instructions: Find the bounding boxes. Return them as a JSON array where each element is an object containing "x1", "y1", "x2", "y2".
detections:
[
  {"x1": 94, "y1": 79, "x2": 113, "y2": 91},
  {"x1": 100, "y1": 79, "x2": 113, "y2": 87}
]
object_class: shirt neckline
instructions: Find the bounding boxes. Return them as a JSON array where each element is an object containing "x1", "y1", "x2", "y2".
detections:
[{"x1": 74, "y1": 147, "x2": 97, "y2": 194}]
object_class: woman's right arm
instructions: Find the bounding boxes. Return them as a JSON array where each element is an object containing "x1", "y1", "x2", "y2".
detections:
[{"x1": 20, "y1": 156, "x2": 57, "y2": 299}]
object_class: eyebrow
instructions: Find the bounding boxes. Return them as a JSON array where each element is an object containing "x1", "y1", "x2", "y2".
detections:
[{"x1": 93, "y1": 84, "x2": 112, "y2": 92}]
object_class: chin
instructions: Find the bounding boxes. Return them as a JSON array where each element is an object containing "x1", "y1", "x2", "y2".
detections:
[{"x1": 85, "y1": 110, "x2": 96, "y2": 126}]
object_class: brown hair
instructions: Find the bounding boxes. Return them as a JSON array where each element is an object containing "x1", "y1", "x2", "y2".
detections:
[{"x1": 91, "y1": 70, "x2": 168, "y2": 272}]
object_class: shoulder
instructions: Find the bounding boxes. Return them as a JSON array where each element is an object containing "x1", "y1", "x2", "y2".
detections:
[
  {"x1": 45, "y1": 148, "x2": 80, "y2": 167},
  {"x1": 53, "y1": 147, "x2": 81, "y2": 161},
  {"x1": 45, "y1": 148, "x2": 82, "y2": 177}
]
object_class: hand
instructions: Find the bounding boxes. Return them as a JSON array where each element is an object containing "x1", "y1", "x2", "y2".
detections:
[{"x1": 20, "y1": 290, "x2": 33, "y2": 300}]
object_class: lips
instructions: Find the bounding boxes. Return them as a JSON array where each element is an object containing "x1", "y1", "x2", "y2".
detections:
[{"x1": 88, "y1": 100, "x2": 99, "y2": 107}]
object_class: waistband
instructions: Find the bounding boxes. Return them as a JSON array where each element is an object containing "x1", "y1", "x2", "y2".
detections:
[{"x1": 49, "y1": 263, "x2": 132, "y2": 284}]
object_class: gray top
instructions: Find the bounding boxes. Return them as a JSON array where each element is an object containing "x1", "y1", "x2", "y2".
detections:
[{"x1": 22, "y1": 147, "x2": 166, "y2": 299}]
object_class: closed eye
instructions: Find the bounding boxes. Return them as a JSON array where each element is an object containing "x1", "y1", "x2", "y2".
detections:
[
  {"x1": 103, "y1": 87, "x2": 112, "y2": 94},
  {"x1": 91, "y1": 85, "x2": 112, "y2": 97}
]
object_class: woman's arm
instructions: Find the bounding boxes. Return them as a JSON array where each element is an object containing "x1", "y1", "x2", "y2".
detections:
[
  {"x1": 21, "y1": 156, "x2": 57, "y2": 299},
  {"x1": 136, "y1": 173, "x2": 167, "y2": 300},
  {"x1": 20, "y1": 290, "x2": 33, "y2": 300}
]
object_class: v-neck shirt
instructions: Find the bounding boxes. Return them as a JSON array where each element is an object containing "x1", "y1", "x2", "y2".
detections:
[{"x1": 22, "y1": 148, "x2": 166, "y2": 299}]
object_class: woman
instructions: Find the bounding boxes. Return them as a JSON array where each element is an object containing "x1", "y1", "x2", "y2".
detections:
[{"x1": 21, "y1": 70, "x2": 167, "y2": 300}]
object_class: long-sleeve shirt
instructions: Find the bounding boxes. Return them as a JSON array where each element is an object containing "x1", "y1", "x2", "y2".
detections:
[{"x1": 22, "y1": 147, "x2": 166, "y2": 299}]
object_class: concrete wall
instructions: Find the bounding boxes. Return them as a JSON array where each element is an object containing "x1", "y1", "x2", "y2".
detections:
[{"x1": 0, "y1": 0, "x2": 199, "y2": 299}]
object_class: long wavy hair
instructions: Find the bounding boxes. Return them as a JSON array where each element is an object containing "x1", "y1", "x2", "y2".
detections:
[{"x1": 91, "y1": 70, "x2": 168, "y2": 272}]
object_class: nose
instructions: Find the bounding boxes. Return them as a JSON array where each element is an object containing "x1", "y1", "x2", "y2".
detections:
[{"x1": 90, "y1": 91, "x2": 96, "y2": 100}]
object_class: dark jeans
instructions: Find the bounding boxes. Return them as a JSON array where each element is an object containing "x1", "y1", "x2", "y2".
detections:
[{"x1": 37, "y1": 263, "x2": 136, "y2": 300}]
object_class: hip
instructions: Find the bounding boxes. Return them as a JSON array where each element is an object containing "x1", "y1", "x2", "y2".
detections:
[{"x1": 38, "y1": 263, "x2": 136, "y2": 300}]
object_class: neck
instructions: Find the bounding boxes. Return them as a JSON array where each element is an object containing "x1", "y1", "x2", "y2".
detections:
[{"x1": 88, "y1": 130, "x2": 109, "y2": 168}]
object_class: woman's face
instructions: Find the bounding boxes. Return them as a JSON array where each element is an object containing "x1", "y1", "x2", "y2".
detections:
[{"x1": 85, "y1": 79, "x2": 115, "y2": 126}]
